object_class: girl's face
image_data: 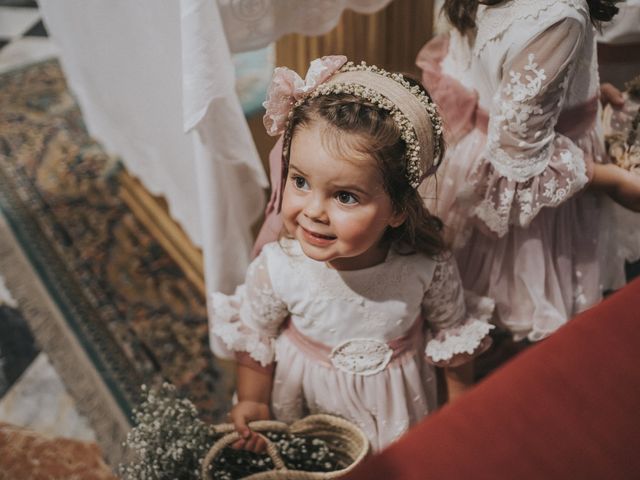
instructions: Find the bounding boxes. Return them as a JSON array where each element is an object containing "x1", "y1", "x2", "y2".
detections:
[{"x1": 282, "y1": 121, "x2": 405, "y2": 270}]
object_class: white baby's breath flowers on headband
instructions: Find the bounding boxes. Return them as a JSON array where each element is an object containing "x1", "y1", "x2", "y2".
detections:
[{"x1": 263, "y1": 56, "x2": 444, "y2": 188}]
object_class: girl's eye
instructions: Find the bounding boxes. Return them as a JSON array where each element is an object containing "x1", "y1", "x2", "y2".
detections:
[
  {"x1": 336, "y1": 191, "x2": 358, "y2": 205},
  {"x1": 292, "y1": 175, "x2": 309, "y2": 190}
]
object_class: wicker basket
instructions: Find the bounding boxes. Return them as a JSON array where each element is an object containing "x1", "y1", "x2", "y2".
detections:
[{"x1": 201, "y1": 414, "x2": 369, "y2": 480}]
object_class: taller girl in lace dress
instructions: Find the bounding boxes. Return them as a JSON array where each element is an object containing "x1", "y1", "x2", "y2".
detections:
[
  {"x1": 209, "y1": 57, "x2": 494, "y2": 452},
  {"x1": 417, "y1": 0, "x2": 640, "y2": 343}
]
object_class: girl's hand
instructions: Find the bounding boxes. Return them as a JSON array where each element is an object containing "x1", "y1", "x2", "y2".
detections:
[
  {"x1": 613, "y1": 170, "x2": 640, "y2": 212},
  {"x1": 591, "y1": 163, "x2": 640, "y2": 212},
  {"x1": 600, "y1": 82, "x2": 624, "y2": 108},
  {"x1": 229, "y1": 400, "x2": 271, "y2": 453}
]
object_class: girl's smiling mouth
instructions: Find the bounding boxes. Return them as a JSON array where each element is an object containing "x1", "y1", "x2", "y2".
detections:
[{"x1": 300, "y1": 226, "x2": 337, "y2": 246}]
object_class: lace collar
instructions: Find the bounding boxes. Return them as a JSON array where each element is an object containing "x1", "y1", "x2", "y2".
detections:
[{"x1": 473, "y1": 0, "x2": 588, "y2": 57}]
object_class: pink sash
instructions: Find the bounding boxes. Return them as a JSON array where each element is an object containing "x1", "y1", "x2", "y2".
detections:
[{"x1": 282, "y1": 317, "x2": 424, "y2": 369}]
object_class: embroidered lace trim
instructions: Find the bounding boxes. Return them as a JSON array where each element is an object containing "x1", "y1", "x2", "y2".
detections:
[
  {"x1": 422, "y1": 256, "x2": 467, "y2": 330},
  {"x1": 330, "y1": 339, "x2": 393, "y2": 376},
  {"x1": 426, "y1": 319, "x2": 495, "y2": 363},
  {"x1": 472, "y1": 139, "x2": 589, "y2": 237},
  {"x1": 243, "y1": 262, "x2": 290, "y2": 327},
  {"x1": 471, "y1": 17, "x2": 590, "y2": 235},
  {"x1": 422, "y1": 257, "x2": 495, "y2": 363},
  {"x1": 487, "y1": 53, "x2": 554, "y2": 181},
  {"x1": 209, "y1": 289, "x2": 277, "y2": 367},
  {"x1": 474, "y1": 0, "x2": 587, "y2": 57}
]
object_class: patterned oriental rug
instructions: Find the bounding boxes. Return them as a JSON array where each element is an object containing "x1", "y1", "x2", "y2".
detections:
[{"x1": 0, "y1": 60, "x2": 234, "y2": 464}]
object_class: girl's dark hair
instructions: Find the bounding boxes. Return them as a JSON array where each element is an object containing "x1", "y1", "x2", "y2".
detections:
[
  {"x1": 444, "y1": 0, "x2": 621, "y2": 34},
  {"x1": 280, "y1": 77, "x2": 446, "y2": 258}
]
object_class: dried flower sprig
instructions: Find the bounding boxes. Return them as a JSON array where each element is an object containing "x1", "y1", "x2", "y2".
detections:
[
  {"x1": 627, "y1": 106, "x2": 640, "y2": 148},
  {"x1": 605, "y1": 76, "x2": 640, "y2": 174},
  {"x1": 626, "y1": 74, "x2": 640, "y2": 99},
  {"x1": 120, "y1": 383, "x2": 218, "y2": 480},
  {"x1": 121, "y1": 384, "x2": 352, "y2": 480}
]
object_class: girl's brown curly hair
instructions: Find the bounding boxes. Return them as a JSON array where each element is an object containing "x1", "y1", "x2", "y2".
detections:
[{"x1": 280, "y1": 76, "x2": 447, "y2": 258}]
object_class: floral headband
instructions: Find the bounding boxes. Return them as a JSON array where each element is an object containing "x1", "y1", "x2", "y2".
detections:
[{"x1": 262, "y1": 55, "x2": 444, "y2": 188}]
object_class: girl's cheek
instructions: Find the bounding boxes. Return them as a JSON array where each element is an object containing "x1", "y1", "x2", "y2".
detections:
[
  {"x1": 281, "y1": 190, "x2": 302, "y2": 219},
  {"x1": 331, "y1": 209, "x2": 365, "y2": 235}
]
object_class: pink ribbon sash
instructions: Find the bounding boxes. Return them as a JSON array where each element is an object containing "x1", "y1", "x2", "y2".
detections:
[{"x1": 282, "y1": 316, "x2": 424, "y2": 369}]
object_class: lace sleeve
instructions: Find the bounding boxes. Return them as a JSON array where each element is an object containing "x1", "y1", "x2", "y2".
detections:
[
  {"x1": 208, "y1": 250, "x2": 289, "y2": 366},
  {"x1": 422, "y1": 256, "x2": 495, "y2": 365},
  {"x1": 471, "y1": 18, "x2": 592, "y2": 236}
]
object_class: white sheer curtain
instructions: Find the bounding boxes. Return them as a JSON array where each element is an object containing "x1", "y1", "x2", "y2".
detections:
[
  {"x1": 219, "y1": 0, "x2": 393, "y2": 53},
  {"x1": 37, "y1": 0, "x2": 393, "y2": 293}
]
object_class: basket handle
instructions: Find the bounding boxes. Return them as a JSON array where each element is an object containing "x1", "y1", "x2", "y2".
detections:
[
  {"x1": 201, "y1": 430, "x2": 287, "y2": 479},
  {"x1": 211, "y1": 420, "x2": 289, "y2": 435}
]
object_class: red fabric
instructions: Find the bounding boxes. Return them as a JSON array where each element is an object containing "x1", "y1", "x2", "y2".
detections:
[{"x1": 346, "y1": 279, "x2": 640, "y2": 480}]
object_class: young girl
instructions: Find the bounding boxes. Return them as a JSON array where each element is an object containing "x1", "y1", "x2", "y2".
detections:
[
  {"x1": 209, "y1": 57, "x2": 495, "y2": 452},
  {"x1": 416, "y1": 0, "x2": 640, "y2": 344}
]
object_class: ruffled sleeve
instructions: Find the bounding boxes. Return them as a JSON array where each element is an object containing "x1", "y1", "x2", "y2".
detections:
[
  {"x1": 208, "y1": 247, "x2": 289, "y2": 367},
  {"x1": 471, "y1": 18, "x2": 592, "y2": 237},
  {"x1": 422, "y1": 255, "x2": 495, "y2": 365}
]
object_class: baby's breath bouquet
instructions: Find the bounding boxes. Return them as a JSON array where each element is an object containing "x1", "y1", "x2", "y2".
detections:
[
  {"x1": 120, "y1": 383, "x2": 368, "y2": 480},
  {"x1": 120, "y1": 383, "x2": 217, "y2": 480},
  {"x1": 604, "y1": 75, "x2": 640, "y2": 174}
]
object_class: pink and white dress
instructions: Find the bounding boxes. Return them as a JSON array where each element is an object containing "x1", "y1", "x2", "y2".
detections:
[
  {"x1": 209, "y1": 239, "x2": 494, "y2": 451},
  {"x1": 417, "y1": 0, "x2": 640, "y2": 342}
]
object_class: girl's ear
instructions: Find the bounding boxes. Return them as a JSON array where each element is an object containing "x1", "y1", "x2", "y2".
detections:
[{"x1": 388, "y1": 210, "x2": 407, "y2": 228}]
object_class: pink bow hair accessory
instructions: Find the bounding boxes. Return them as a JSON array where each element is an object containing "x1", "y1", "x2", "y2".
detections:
[{"x1": 263, "y1": 55, "x2": 348, "y2": 136}]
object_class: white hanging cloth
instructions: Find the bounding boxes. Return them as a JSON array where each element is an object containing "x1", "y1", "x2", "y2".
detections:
[
  {"x1": 218, "y1": 0, "x2": 394, "y2": 53},
  {"x1": 38, "y1": 0, "x2": 267, "y2": 293}
]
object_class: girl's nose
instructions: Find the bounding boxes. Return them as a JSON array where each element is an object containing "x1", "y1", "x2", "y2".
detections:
[{"x1": 303, "y1": 194, "x2": 328, "y2": 223}]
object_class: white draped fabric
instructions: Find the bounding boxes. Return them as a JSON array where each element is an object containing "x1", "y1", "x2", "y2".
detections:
[
  {"x1": 218, "y1": 0, "x2": 393, "y2": 53},
  {"x1": 38, "y1": 0, "x2": 268, "y2": 293},
  {"x1": 36, "y1": 0, "x2": 392, "y2": 293},
  {"x1": 597, "y1": 0, "x2": 640, "y2": 99},
  {"x1": 598, "y1": 0, "x2": 640, "y2": 45}
]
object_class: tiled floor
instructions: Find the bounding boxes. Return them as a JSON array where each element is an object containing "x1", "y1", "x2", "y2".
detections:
[
  {"x1": 0, "y1": 6, "x2": 39, "y2": 38},
  {"x1": 0, "y1": 2, "x2": 96, "y2": 443},
  {"x1": 0, "y1": 353, "x2": 96, "y2": 442},
  {"x1": 0, "y1": 271, "x2": 96, "y2": 443},
  {"x1": 0, "y1": 299, "x2": 38, "y2": 399},
  {"x1": 0, "y1": 0, "x2": 58, "y2": 74},
  {"x1": 1, "y1": 272, "x2": 94, "y2": 441},
  {"x1": 0, "y1": 0, "x2": 38, "y2": 6}
]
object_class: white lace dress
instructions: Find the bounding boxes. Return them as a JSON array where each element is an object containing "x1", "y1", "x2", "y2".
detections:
[
  {"x1": 209, "y1": 239, "x2": 494, "y2": 451},
  {"x1": 417, "y1": 0, "x2": 640, "y2": 342}
]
